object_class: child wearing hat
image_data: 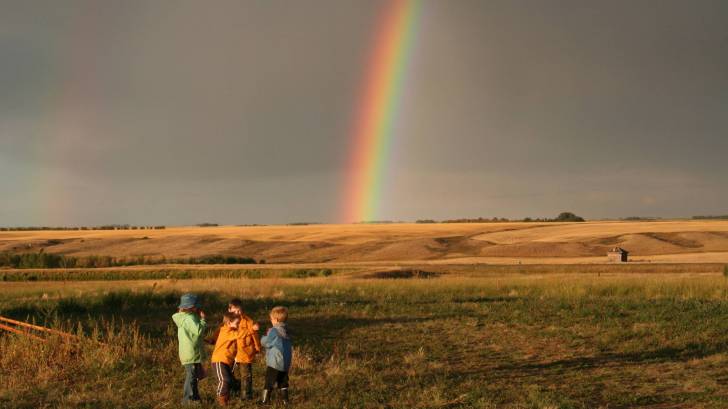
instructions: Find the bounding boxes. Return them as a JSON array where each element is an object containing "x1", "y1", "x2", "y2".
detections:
[{"x1": 172, "y1": 293, "x2": 207, "y2": 404}]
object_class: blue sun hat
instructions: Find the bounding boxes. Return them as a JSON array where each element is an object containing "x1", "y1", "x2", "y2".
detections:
[{"x1": 178, "y1": 293, "x2": 199, "y2": 309}]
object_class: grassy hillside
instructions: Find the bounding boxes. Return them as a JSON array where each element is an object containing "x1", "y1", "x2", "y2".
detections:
[{"x1": 2, "y1": 221, "x2": 728, "y2": 264}]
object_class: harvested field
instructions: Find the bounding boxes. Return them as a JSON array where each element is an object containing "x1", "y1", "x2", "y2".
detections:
[{"x1": 2, "y1": 221, "x2": 728, "y2": 265}]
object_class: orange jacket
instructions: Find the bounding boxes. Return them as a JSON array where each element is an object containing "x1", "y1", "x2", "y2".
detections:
[
  {"x1": 235, "y1": 313, "x2": 261, "y2": 364},
  {"x1": 210, "y1": 325, "x2": 239, "y2": 366}
]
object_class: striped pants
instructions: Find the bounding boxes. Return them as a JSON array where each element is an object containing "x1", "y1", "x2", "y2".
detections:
[{"x1": 212, "y1": 362, "x2": 233, "y2": 397}]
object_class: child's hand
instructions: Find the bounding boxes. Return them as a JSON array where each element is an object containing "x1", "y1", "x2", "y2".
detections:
[
  {"x1": 198, "y1": 309, "x2": 206, "y2": 319},
  {"x1": 252, "y1": 323, "x2": 260, "y2": 331}
]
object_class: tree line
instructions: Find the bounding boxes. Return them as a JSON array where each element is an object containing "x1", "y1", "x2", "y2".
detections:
[
  {"x1": 417, "y1": 212, "x2": 585, "y2": 224},
  {"x1": 0, "y1": 225, "x2": 166, "y2": 232},
  {"x1": 0, "y1": 253, "x2": 257, "y2": 269}
]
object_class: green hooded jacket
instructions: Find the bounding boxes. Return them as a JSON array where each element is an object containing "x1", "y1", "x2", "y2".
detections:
[{"x1": 172, "y1": 312, "x2": 207, "y2": 365}]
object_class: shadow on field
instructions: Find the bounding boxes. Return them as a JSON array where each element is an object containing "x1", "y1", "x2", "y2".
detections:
[
  {"x1": 0, "y1": 291, "x2": 326, "y2": 336},
  {"x1": 489, "y1": 342, "x2": 728, "y2": 378},
  {"x1": 289, "y1": 315, "x2": 442, "y2": 353},
  {"x1": 0, "y1": 290, "x2": 460, "y2": 355}
]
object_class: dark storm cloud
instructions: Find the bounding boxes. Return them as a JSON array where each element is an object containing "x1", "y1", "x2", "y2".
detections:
[{"x1": 1, "y1": 0, "x2": 727, "y2": 225}]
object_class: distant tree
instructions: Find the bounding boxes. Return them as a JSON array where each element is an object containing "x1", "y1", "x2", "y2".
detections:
[
  {"x1": 554, "y1": 212, "x2": 585, "y2": 222},
  {"x1": 693, "y1": 215, "x2": 728, "y2": 220}
]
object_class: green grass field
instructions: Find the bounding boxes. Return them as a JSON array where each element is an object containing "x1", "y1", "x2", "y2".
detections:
[{"x1": 2, "y1": 272, "x2": 728, "y2": 408}]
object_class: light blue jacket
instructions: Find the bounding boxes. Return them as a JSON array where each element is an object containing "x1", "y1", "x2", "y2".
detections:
[{"x1": 261, "y1": 323, "x2": 292, "y2": 372}]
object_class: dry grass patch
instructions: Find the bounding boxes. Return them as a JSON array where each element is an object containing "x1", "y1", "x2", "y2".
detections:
[{"x1": 3, "y1": 275, "x2": 728, "y2": 407}]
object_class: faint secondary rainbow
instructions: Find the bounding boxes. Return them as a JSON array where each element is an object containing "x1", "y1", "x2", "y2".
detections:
[
  {"x1": 33, "y1": 5, "x2": 104, "y2": 224},
  {"x1": 341, "y1": 0, "x2": 422, "y2": 223}
]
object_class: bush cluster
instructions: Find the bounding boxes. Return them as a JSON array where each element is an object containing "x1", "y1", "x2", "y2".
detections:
[{"x1": 0, "y1": 253, "x2": 256, "y2": 269}]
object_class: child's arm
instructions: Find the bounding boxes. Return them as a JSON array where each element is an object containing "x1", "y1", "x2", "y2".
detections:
[
  {"x1": 234, "y1": 334, "x2": 246, "y2": 362},
  {"x1": 244, "y1": 319, "x2": 262, "y2": 352},
  {"x1": 234, "y1": 324, "x2": 257, "y2": 362},
  {"x1": 252, "y1": 327, "x2": 262, "y2": 352},
  {"x1": 260, "y1": 327, "x2": 276, "y2": 348},
  {"x1": 182, "y1": 314, "x2": 207, "y2": 337},
  {"x1": 204, "y1": 327, "x2": 220, "y2": 345}
]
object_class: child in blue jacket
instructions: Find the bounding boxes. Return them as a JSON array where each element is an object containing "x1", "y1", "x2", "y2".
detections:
[{"x1": 260, "y1": 306, "x2": 292, "y2": 405}]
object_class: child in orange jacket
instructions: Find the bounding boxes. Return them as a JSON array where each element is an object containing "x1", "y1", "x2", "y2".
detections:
[
  {"x1": 228, "y1": 298, "x2": 261, "y2": 400},
  {"x1": 210, "y1": 312, "x2": 241, "y2": 406}
]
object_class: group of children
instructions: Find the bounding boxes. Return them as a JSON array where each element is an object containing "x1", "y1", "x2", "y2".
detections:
[{"x1": 172, "y1": 294, "x2": 293, "y2": 406}]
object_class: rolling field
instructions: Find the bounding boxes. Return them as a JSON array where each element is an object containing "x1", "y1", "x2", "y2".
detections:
[
  {"x1": 3, "y1": 273, "x2": 728, "y2": 408},
  {"x1": 3, "y1": 220, "x2": 728, "y2": 265},
  {"x1": 3, "y1": 222, "x2": 728, "y2": 407}
]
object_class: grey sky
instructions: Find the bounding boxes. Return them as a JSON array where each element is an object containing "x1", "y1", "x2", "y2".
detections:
[{"x1": 1, "y1": 0, "x2": 727, "y2": 225}]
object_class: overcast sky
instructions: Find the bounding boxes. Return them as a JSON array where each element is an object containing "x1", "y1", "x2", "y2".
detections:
[{"x1": 1, "y1": 0, "x2": 727, "y2": 225}]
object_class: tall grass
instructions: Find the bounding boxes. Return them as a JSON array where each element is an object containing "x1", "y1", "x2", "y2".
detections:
[{"x1": 3, "y1": 275, "x2": 728, "y2": 408}]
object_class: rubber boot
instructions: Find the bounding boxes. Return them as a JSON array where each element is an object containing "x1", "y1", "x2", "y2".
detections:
[
  {"x1": 260, "y1": 389, "x2": 272, "y2": 405},
  {"x1": 279, "y1": 388, "x2": 289, "y2": 406},
  {"x1": 231, "y1": 377, "x2": 241, "y2": 396},
  {"x1": 241, "y1": 379, "x2": 253, "y2": 400}
]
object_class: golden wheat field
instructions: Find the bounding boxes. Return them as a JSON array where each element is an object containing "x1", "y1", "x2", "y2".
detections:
[
  {"x1": 3, "y1": 222, "x2": 728, "y2": 408},
  {"x1": 2, "y1": 220, "x2": 728, "y2": 265}
]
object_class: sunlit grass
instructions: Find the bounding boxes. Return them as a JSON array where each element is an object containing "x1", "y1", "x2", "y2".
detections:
[{"x1": 2, "y1": 273, "x2": 728, "y2": 408}]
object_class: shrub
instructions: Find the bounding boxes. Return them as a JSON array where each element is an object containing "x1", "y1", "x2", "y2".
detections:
[
  {"x1": 282, "y1": 269, "x2": 334, "y2": 278},
  {"x1": 554, "y1": 212, "x2": 585, "y2": 222}
]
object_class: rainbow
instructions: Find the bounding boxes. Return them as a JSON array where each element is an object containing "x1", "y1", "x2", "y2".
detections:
[{"x1": 340, "y1": 0, "x2": 422, "y2": 223}]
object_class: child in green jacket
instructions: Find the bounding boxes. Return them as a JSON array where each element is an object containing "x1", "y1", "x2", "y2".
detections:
[{"x1": 172, "y1": 293, "x2": 207, "y2": 404}]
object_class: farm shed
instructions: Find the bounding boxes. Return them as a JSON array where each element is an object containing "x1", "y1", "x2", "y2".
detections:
[{"x1": 607, "y1": 247, "x2": 629, "y2": 263}]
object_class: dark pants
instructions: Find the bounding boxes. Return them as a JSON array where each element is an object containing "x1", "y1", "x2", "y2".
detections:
[
  {"x1": 182, "y1": 364, "x2": 201, "y2": 403},
  {"x1": 212, "y1": 362, "x2": 233, "y2": 397},
  {"x1": 264, "y1": 366, "x2": 289, "y2": 390},
  {"x1": 233, "y1": 362, "x2": 254, "y2": 398}
]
